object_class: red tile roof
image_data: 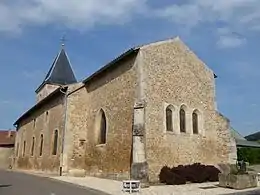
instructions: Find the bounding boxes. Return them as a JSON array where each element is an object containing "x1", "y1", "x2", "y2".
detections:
[{"x1": 0, "y1": 131, "x2": 16, "y2": 146}]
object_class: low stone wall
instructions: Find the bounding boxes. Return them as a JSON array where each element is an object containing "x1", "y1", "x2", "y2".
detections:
[
  {"x1": 0, "y1": 146, "x2": 13, "y2": 169},
  {"x1": 219, "y1": 173, "x2": 257, "y2": 190}
]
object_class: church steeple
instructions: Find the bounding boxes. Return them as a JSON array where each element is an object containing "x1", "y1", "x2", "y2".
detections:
[{"x1": 35, "y1": 41, "x2": 77, "y2": 94}]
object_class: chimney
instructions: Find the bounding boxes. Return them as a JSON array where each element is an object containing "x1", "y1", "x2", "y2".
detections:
[{"x1": 8, "y1": 129, "x2": 12, "y2": 137}]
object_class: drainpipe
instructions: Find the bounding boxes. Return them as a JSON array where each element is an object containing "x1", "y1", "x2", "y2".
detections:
[
  {"x1": 58, "y1": 84, "x2": 85, "y2": 176},
  {"x1": 59, "y1": 87, "x2": 68, "y2": 176}
]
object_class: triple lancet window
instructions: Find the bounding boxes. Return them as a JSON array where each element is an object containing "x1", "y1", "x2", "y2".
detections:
[{"x1": 165, "y1": 104, "x2": 201, "y2": 134}]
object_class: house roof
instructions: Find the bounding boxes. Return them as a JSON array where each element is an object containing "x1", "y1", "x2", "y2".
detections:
[
  {"x1": 230, "y1": 127, "x2": 260, "y2": 148},
  {"x1": 14, "y1": 87, "x2": 67, "y2": 126},
  {"x1": 245, "y1": 132, "x2": 260, "y2": 141},
  {"x1": 82, "y1": 37, "x2": 218, "y2": 84},
  {"x1": 82, "y1": 48, "x2": 139, "y2": 84},
  {"x1": 35, "y1": 47, "x2": 77, "y2": 93},
  {"x1": 0, "y1": 131, "x2": 16, "y2": 146}
]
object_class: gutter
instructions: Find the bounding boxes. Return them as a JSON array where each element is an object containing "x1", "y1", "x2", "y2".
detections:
[
  {"x1": 59, "y1": 84, "x2": 85, "y2": 175},
  {"x1": 82, "y1": 48, "x2": 139, "y2": 84}
]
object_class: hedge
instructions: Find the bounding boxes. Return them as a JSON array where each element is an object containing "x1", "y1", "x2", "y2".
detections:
[{"x1": 159, "y1": 163, "x2": 220, "y2": 185}]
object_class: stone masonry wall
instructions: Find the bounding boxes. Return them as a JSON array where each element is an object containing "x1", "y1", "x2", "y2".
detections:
[
  {"x1": 0, "y1": 146, "x2": 13, "y2": 169},
  {"x1": 36, "y1": 84, "x2": 60, "y2": 103},
  {"x1": 140, "y1": 38, "x2": 235, "y2": 182},
  {"x1": 65, "y1": 53, "x2": 138, "y2": 179},
  {"x1": 14, "y1": 93, "x2": 65, "y2": 173}
]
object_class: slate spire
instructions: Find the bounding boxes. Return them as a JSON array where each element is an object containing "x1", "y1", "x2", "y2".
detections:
[{"x1": 36, "y1": 42, "x2": 77, "y2": 93}]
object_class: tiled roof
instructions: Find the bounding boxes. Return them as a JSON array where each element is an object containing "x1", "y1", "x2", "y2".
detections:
[
  {"x1": 0, "y1": 131, "x2": 16, "y2": 146},
  {"x1": 230, "y1": 127, "x2": 260, "y2": 148}
]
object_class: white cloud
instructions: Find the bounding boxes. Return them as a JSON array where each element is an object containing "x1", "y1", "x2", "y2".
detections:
[
  {"x1": 1, "y1": 0, "x2": 260, "y2": 50},
  {"x1": 217, "y1": 35, "x2": 246, "y2": 48},
  {"x1": 156, "y1": 0, "x2": 260, "y2": 48},
  {"x1": 216, "y1": 28, "x2": 246, "y2": 48},
  {"x1": 157, "y1": 0, "x2": 260, "y2": 26},
  {"x1": 22, "y1": 70, "x2": 44, "y2": 80},
  {"x1": 0, "y1": 0, "x2": 147, "y2": 33},
  {"x1": 0, "y1": 100, "x2": 11, "y2": 105}
]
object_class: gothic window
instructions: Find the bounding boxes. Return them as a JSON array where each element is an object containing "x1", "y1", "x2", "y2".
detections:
[
  {"x1": 52, "y1": 130, "x2": 58, "y2": 155},
  {"x1": 23, "y1": 141, "x2": 26, "y2": 157},
  {"x1": 180, "y1": 106, "x2": 186, "y2": 133},
  {"x1": 39, "y1": 134, "x2": 43, "y2": 156},
  {"x1": 96, "y1": 109, "x2": 107, "y2": 145},
  {"x1": 31, "y1": 137, "x2": 35, "y2": 156},
  {"x1": 166, "y1": 105, "x2": 174, "y2": 132},
  {"x1": 192, "y1": 110, "x2": 199, "y2": 134}
]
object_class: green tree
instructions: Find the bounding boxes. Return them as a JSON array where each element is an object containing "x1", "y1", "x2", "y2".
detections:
[{"x1": 237, "y1": 148, "x2": 260, "y2": 164}]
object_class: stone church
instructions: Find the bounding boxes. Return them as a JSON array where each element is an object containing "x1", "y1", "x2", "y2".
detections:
[{"x1": 13, "y1": 37, "x2": 236, "y2": 182}]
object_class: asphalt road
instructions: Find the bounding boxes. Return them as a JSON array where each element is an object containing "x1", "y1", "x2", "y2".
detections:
[
  {"x1": 0, "y1": 169, "x2": 108, "y2": 195},
  {"x1": 227, "y1": 190, "x2": 260, "y2": 195}
]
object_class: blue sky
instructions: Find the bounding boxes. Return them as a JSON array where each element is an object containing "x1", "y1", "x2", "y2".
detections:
[{"x1": 0, "y1": 0, "x2": 260, "y2": 136}]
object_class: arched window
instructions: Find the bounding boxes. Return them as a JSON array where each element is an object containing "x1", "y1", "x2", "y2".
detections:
[
  {"x1": 192, "y1": 110, "x2": 199, "y2": 134},
  {"x1": 166, "y1": 105, "x2": 174, "y2": 132},
  {"x1": 180, "y1": 106, "x2": 186, "y2": 133},
  {"x1": 31, "y1": 137, "x2": 35, "y2": 156},
  {"x1": 52, "y1": 130, "x2": 58, "y2": 155},
  {"x1": 23, "y1": 141, "x2": 26, "y2": 157},
  {"x1": 96, "y1": 109, "x2": 107, "y2": 145},
  {"x1": 39, "y1": 134, "x2": 43, "y2": 156}
]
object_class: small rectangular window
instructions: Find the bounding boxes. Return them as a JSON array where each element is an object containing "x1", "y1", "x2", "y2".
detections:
[
  {"x1": 40, "y1": 134, "x2": 43, "y2": 156},
  {"x1": 23, "y1": 141, "x2": 26, "y2": 157},
  {"x1": 16, "y1": 143, "x2": 19, "y2": 157},
  {"x1": 52, "y1": 130, "x2": 58, "y2": 155},
  {"x1": 31, "y1": 137, "x2": 35, "y2": 156}
]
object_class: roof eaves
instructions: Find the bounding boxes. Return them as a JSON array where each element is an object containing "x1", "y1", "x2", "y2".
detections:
[
  {"x1": 14, "y1": 87, "x2": 67, "y2": 126},
  {"x1": 236, "y1": 140, "x2": 260, "y2": 148},
  {"x1": 35, "y1": 80, "x2": 49, "y2": 93},
  {"x1": 82, "y1": 47, "x2": 139, "y2": 84}
]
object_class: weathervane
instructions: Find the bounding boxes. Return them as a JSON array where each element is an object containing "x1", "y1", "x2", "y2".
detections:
[{"x1": 60, "y1": 33, "x2": 67, "y2": 47}]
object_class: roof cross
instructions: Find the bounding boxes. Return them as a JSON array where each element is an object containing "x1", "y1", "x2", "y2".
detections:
[{"x1": 60, "y1": 34, "x2": 67, "y2": 47}]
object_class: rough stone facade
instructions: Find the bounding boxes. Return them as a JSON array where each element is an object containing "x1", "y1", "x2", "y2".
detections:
[
  {"x1": 36, "y1": 84, "x2": 60, "y2": 103},
  {"x1": 13, "y1": 37, "x2": 236, "y2": 182},
  {"x1": 139, "y1": 38, "x2": 236, "y2": 182},
  {"x1": 0, "y1": 131, "x2": 16, "y2": 169},
  {"x1": 63, "y1": 53, "x2": 138, "y2": 179},
  {"x1": 0, "y1": 147, "x2": 13, "y2": 169},
  {"x1": 14, "y1": 92, "x2": 65, "y2": 173}
]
